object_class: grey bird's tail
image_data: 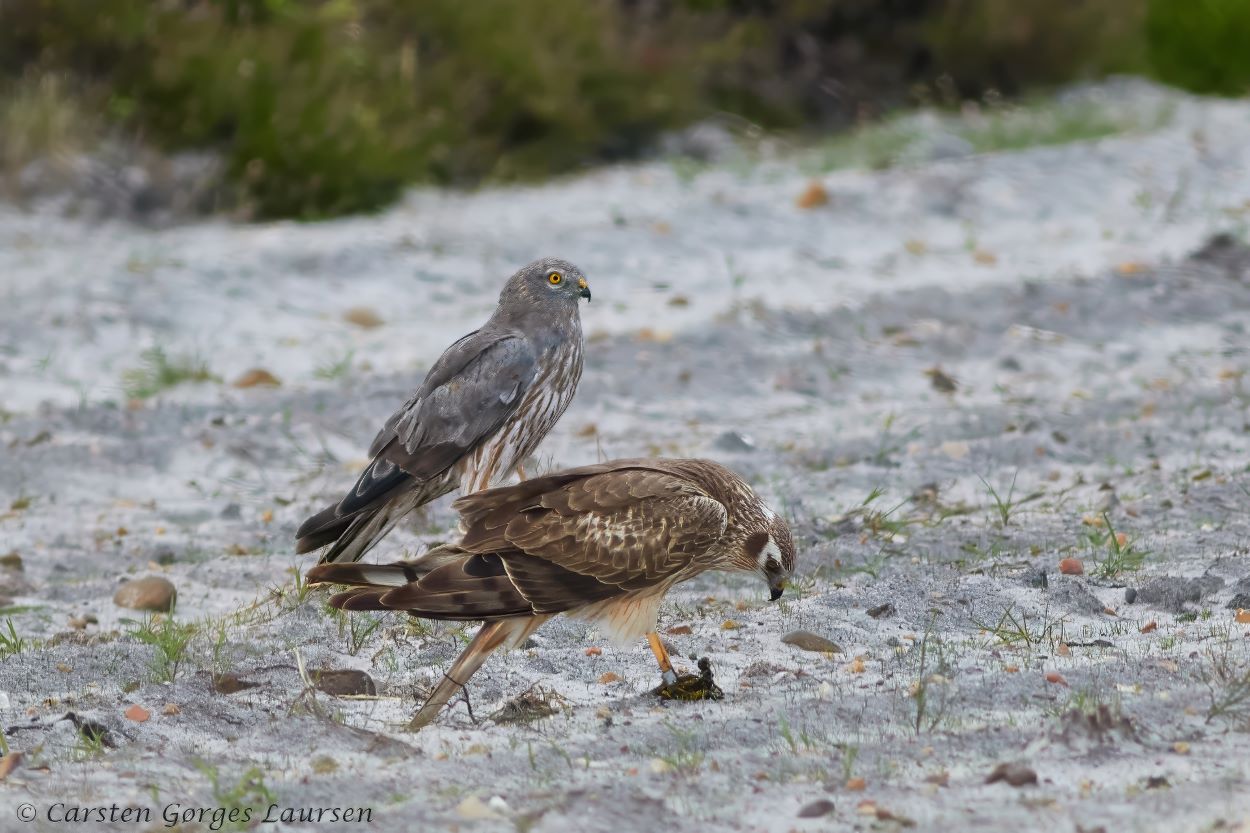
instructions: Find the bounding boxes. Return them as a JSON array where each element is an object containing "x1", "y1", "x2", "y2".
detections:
[{"x1": 295, "y1": 477, "x2": 454, "y2": 563}]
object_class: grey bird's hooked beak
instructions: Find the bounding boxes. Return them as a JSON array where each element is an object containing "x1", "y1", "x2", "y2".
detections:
[{"x1": 577, "y1": 276, "x2": 591, "y2": 301}]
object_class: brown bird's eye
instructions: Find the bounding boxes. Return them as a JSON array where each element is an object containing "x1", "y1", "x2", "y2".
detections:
[
  {"x1": 548, "y1": 272, "x2": 562, "y2": 285},
  {"x1": 765, "y1": 558, "x2": 780, "y2": 571}
]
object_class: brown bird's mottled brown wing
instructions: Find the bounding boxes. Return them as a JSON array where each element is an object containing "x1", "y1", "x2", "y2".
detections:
[
  {"x1": 311, "y1": 461, "x2": 729, "y2": 619},
  {"x1": 453, "y1": 461, "x2": 729, "y2": 592}
]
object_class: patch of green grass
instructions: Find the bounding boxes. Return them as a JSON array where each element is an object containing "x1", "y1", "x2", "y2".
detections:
[
  {"x1": 656, "y1": 721, "x2": 706, "y2": 776},
  {"x1": 0, "y1": 72, "x2": 99, "y2": 173},
  {"x1": 909, "y1": 618, "x2": 955, "y2": 734},
  {"x1": 804, "y1": 117, "x2": 921, "y2": 173},
  {"x1": 127, "y1": 614, "x2": 196, "y2": 683},
  {"x1": 971, "y1": 604, "x2": 1065, "y2": 650},
  {"x1": 1202, "y1": 645, "x2": 1250, "y2": 729},
  {"x1": 841, "y1": 744, "x2": 859, "y2": 782},
  {"x1": 72, "y1": 724, "x2": 107, "y2": 761},
  {"x1": 955, "y1": 99, "x2": 1174, "y2": 154},
  {"x1": 314, "y1": 349, "x2": 354, "y2": 381},
  {"x1": 345, "y1": 612, "x2": 385, "y2": 656},
  {"x1": 979, "y1": 471, "x2": 1020, "y2": 528},
  {"x1": 0, "y1": 0, "x2": 699, "y2": 219},
  {"x1": 1085, "y1": 514, "x2": 1149, "y2": 578},
  {"x1": 197, "y1": 762, "x2": 278, "y2": 833},
  {"x1": 0, "y1": 618, "x2": 26, "y2": 657},
  {"x1": 1147, "y1": 0, "x2": 1250, "y2": 95},
  {"x1": 122, "y1": 346, "x2": 219, "y2": 399},
  {"x1": 776, "y1": 713, "x2": 829, "y2": 755}
]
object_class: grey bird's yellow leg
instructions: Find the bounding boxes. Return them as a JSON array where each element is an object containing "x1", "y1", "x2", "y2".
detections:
[{"x1": 648, "y1": 632, "x2": 723, "y2": 702}]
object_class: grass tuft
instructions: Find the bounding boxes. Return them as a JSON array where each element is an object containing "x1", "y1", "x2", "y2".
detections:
[
  {"x1": 0, "y1": 618, "x2": 26, "y2": 658},
  {"x1": 122, "y1": 346, "x2": 219, "y2": 400},
  {"x1": 127, "y1": 614, "x2": 197, "y2": 683}
]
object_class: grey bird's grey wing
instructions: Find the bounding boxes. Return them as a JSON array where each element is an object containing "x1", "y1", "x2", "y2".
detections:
[
  {"x1": 363, "y1": 329, "x2": 483, "y2": 458},
  {"x1": 335, "y1": 332, "x2": 539, "y2": 519}
]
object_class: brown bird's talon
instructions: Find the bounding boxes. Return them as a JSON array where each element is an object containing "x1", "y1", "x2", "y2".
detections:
[{"x1": 653, "y1": 658, "x2": 723, "y2": 701}]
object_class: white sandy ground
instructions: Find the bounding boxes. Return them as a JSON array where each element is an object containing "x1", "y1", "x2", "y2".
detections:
[{"x1": 1, "y1": 79, "x2": 1250, "y2": 832}]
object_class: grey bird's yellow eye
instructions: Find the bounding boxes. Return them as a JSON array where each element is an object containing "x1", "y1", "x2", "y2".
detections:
[{"x1": 548, "y1": 272, "x2": 562, "y2": 285}]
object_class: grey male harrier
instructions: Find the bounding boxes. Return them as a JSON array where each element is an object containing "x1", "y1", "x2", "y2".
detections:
[
  {"x1": 296, "y1": 257, "x2": 591, "y2": 563},
  {"x1": 307, "y1": 457, "x2": 796, "y2": 729}
]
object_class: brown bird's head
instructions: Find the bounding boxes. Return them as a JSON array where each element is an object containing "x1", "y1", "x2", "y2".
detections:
[
  {"x1": 501, "y1": 257, "x2": 592, "y2": 310},
  {"x1": 743, "y1": 507, "x2": 796, "y2": 602}
]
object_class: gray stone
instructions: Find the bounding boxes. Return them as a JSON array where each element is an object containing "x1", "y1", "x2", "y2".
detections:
[
  {"x1": 1136, "y1": 576, "x2": 1224, "y2": 613},
  {"x1": 781, "y1": 631, "x2": 841, "y2": 654}
]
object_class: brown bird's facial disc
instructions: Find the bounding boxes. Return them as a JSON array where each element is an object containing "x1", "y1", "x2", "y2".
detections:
[{"x1": 745, "y1": 530, "x2": 785, "y2": 600}]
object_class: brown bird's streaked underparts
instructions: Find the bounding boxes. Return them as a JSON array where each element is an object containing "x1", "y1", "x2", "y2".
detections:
[
  {"x1": 295, "y1": 257, "x2": 591, "y2": 564},
  {"x1": 306, "y1": 457, "x2": 796, "y2": 729}
]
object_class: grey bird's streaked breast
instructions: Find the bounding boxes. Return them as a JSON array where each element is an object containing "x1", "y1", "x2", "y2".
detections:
[{"x1": 459, "y1": 335, "x2": 583, "y2": 493}]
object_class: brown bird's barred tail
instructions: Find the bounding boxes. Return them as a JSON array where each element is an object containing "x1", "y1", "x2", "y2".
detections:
[{"x1": 407, "y1": 617, "x2": 547, "y2": 731}]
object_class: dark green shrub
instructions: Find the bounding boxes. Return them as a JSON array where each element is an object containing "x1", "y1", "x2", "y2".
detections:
[
  {"x1": 2, "y1": 0, "x2": 1249, "y2": 221},
  {"x1": 0, "y1": 0, "x2": 697, "y2": 219},
  {"x1": 924, "y1": 0, "x2": 1147, "y2": 96},
  {"x1": 1146, "y1": 0, "x2": 1250, "y2": 95}
]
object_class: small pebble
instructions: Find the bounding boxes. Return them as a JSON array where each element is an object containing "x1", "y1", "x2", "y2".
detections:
[
  {"x1": 986, "y1": 762, "x2": 1037, "y2": 787},
  {"x1": 713, "y1": 431, "x2": 756, "y2": 452},
  {"x1": 344, "y1": 307, "x2": 386, "y2": 329},
  {"x1": 313, "y1": 670, "x2": 376, "y2": 696},
  {"x1": 781, "y1": 631, "x2": 841, "y2": 654},
  {"x1": 113, "y1": 576, "x2": 176, "y2": 612},
  {"x1": 232, "y1": 368, "x2": 281, "y2": 388},
  {"x1": 798, "y1": 799, "x2": 835, "y2": 818}
]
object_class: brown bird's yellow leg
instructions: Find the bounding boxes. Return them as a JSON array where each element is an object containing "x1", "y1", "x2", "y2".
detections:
[
  {"x1": 647, "y1": 631, "x2": 679, "y2": 686},
  {"x1": 648, "y1": 632, "x2": 724, "y2": 702},
  {"x1": 408, "y1": 618, "x2": 543, "y2": 731}
]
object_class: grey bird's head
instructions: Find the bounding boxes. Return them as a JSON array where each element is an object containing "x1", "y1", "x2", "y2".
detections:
[
  {"x1": 744, "y1": 511, "x2": 797, "y2": 602},
  {"x1": 499, "y1": 257, "x2": 592, "y2": 311}
]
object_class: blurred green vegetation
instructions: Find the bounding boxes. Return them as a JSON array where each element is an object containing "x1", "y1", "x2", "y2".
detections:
[
  {"x1": 1146, "y1": 0, "x2": 1250, "y2": 96},
  {"x1": 0, "y1": 0, "x2": 1246, "y2": 220}
]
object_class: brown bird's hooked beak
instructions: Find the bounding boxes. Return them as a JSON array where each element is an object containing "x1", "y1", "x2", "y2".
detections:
[
  {"x1": 577, "y1": 277, "x2": 591, "y2": 301},
  {"x1": 769, "y1": 581, "x2": 785, "y2": 602}
]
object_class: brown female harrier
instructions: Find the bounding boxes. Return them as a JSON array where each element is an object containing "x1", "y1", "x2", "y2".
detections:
[
  {"x1": 307, "y1": 457, "x2": 796, "y2": 729},
  {"x1": 296, "y1": 257, "x2": 591, "y2": 563}
]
